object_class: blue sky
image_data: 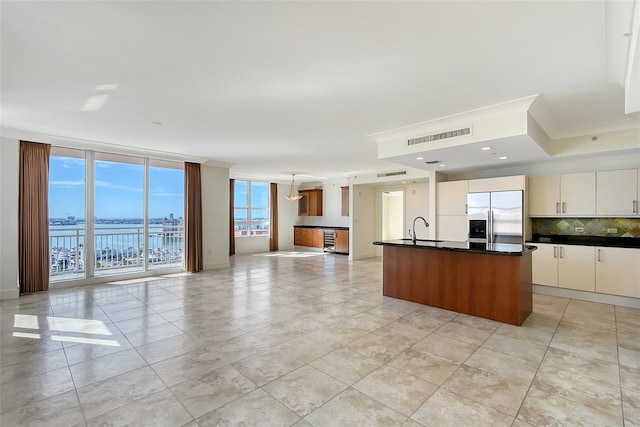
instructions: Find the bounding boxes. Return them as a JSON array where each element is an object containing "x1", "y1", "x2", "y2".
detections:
[{"x1": 49, "y1": 156, "x2": 184, "y2": 219}]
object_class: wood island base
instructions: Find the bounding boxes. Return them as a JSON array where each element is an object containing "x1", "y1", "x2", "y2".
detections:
[{"x1": 382, "y1": 245, "x2": 532, "y2": 326}]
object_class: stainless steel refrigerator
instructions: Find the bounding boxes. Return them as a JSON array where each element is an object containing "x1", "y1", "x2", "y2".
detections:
[{"x1": 467, "y1": 191, "x2": 524, "y2": 244}]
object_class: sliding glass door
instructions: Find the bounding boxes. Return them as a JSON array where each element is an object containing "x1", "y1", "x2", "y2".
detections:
[{"x1": 48, "y1": 148, "x2": 185, "y2": 283}]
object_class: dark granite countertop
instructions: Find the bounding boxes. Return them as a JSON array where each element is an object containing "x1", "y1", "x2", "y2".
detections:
[
  {"x1": 529, "y1": 235, "x2": 640, "y2": 249},
  {"x1": 373, "y1": 239, "x2": 536, "y2": 256},
  {"x1": 294, "y1": 225, "x2": 349, "y2": 231}
]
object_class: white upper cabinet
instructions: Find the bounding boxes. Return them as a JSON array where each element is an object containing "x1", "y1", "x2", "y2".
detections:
[
  {"x1": 560, "y1": 172, "x2": 596, "y2": 216},
  {"x1": 468, "y1": 175, "x2": 526, "y2": 193},
  {"x1": 436, "y1": 180, "x2": 469, "y2": 216},
  {"x1": 529, "y1": 175, "x2": 560, "y2": 216},
  {"x1": 529, "y1": 173, "x2": 596, "y2": 216},
  {"x1": 596, "y1": 169, "x2": 638, "y2": 216},
  {"x1": 436, "y1": 215, "x2": 468, "y2": 242}
]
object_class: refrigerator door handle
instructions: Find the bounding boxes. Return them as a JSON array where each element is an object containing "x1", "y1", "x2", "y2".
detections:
[{"x1": 490, "y1": 210, "x2": 495, "y2": 244}]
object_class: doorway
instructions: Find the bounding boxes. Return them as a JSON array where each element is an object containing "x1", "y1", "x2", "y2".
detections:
[{"x1": 381, "y1": 190, "x2": 405, "y2": 241}]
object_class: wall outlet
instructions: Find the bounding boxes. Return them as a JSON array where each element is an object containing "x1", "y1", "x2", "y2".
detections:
[
  {"x1": 574, "y1": 227, "x2": 584, "y2": 233},
  {"x1": 607, "y1": 228, "x2": 617, "y2": 234}
]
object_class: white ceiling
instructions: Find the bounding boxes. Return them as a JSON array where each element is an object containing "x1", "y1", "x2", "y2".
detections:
[{"x1": 2, "y1": 1, "x2": 639, "y2": 182}]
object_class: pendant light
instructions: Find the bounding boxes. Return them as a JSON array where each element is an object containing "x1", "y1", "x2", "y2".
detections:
[{"x1": 286, "y1": 174, "x2": 304, "y2": 201}]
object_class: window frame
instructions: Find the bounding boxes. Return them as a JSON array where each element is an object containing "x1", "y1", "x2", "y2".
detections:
[{"x1": 234, "y1": 180, "x2": 270, "y2": 238}]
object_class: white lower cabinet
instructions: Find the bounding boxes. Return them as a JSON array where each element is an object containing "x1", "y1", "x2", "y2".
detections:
[
  {"x1": 595, "y1": 247, "x2": 640, "y2": 298},
  {"x1": 532, "y1": 243, "x2": 558, "y2": 286},
  {"x1": 532, "y1": 243, "x2": 595, "y2": 292},
  {"x1": 557, "y1": 245, "x2": 595, "y2": 292}
]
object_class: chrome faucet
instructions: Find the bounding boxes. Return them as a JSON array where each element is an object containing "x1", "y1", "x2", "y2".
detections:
[{"x1": 411, "y1": 216, "x2": 430, "y2": 243}]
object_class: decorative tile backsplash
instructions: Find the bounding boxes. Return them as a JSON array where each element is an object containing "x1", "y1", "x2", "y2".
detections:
[{"x1": 532, "y1": 218, "x2": 640, "y2": 238}]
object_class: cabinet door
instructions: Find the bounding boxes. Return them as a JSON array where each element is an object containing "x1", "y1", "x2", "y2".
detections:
[
  {"x1": 313, "y1": 229, "x2": 325, "y2": 248},
  {"x1": 528, "y1": 175, "x2": 560, "y2": 216},
  {"x1": 558, "y1": 245, "x2": 595, "y2": 291},
  {"x1": 298, "y1": 192, "x2": 309, "y2": 216},
  {"x1": 294, "y1": 228, "x2": 303, "y2": 245},
  {"x1": 436, "y1": 215, "x2": 468, "y2": 242},
  {"x1": 341, "y1": 187, "x2": 349, "y2": 217},
  {"x1": 311, "y1": 191, "x2": 323, "y2": 216},
  {"x1": 596, "y1": 169, "x2": 638, "y2": 216},
  {"x1": 532, "y1": 243, "x2": 558, "y2": 286},
  {"x1": 560, "y1": 173, "x2": 596, "y2": 216},
  {"x1": 335, "y1": 230, "x2": 349, "y2": 254},
  {"x1": 437, "y1": 181, "x2": 469, "y2": 216},
  {"x1": 595, "y1": 247, "x2": 640, "y2": 297}
]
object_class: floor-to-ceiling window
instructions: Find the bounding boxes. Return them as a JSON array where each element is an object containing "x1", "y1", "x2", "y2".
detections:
[
  {"x1": 94, "y1": 152, "x2": 145, "y2": 276},
  {"x1": 148, "y1": 159, "x2": 185, "y2": 270},
  {"x1": 48, "y1": 148, "x2": 185, "y2": 283},
  {"x1": 234, "y1": 180, "x2": 270, "y2": 237},
  {"x1": 49, "y1": 147, "x2": 86, "y2": 281}
]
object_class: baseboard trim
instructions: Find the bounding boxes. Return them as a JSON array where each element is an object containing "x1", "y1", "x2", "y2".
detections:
[
  {"x1": 0, "y1": 288, "x2": 19, "y2": 300},
  {"x1": 204, "y1": 261, "x2": 230, "y2": 270},
  {"x1": 533, "y1": 284, "x2": 640, "y2": 309}
]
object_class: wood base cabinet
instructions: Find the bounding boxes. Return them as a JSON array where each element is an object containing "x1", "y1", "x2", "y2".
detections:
[
  {"x1": 293, "y1": 228, "x2": 323, "y2": 248},
  {"x1": 335, "y1": 230, "x2": 349, "y2": 254},
  {"x1": 382, "y1": 246, "x2": 532, "y2": 326}
]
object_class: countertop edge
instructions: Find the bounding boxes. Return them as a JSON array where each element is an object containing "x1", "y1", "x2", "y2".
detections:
[
  {"x1": 294, "y1": 225, "x2": 349, "y2": 230},
  {"x1": 529, "y1": 235, "x2": 640, "y2": 249},
  {"x1": 373, "y1": 240, "x2": 536, "y2": 256}
]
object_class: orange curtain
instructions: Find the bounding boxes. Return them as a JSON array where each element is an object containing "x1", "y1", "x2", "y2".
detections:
[
  {"x1": 229, "y1": 179, "x2": 235, "y2": 255},
  {"x1": 19, "y1": 141, "x2": 51, "y2": 294},
  {"x1": 270, "y1": 182, "x2": 278, "y2": 251},
  {"x1": 184, "y1": 162, "x2": 203, "y2": 273}
]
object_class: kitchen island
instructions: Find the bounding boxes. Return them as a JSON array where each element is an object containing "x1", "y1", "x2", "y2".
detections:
[{"x1": 373, "y1": 239, "x2": 537, "y2": 325}]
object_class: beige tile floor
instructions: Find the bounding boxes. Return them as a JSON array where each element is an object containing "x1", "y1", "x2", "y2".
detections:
[{"x1": 1, "y1": 251, "x2": 639, "y2": 426}]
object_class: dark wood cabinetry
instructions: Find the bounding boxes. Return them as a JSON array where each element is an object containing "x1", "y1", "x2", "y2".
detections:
[
  {"x1": 335, "y1": 230, "x2": 349, "y2": 254},
  {"x1": 293, "y1": 227, "x2": 324, "y2": 248},
  {"x1": 294, "y1": 226, "x2": 349, "y2": 254},
  {"x1": 341, "y1": 186, "x2": 349, "y2": 217},
  {"x1": 298, "y1": 189, "x2": 323, "y2": 216}
]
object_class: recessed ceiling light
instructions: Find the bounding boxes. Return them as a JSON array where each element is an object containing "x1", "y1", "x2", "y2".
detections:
[
  {"x1": 425, "y1": 160, "x2": 440, "y2": 164},
  {"x1": 416, "y1": 157, "x2": 423, "y2": 160},
  {"x1": 482, "y1": 147, "x2": 491, "y2": 151},
  {"x1": 151, "y1": 121, "x2": 162, "y2": 126},
  {"x1": 439, "y1": 164, "x2": 446, "y2": 167},
  {"x1": 499, "y1": 156, "x2": 508, "y2": 160}
]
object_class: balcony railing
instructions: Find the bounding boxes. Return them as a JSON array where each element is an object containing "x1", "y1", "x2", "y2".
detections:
[{"x1": 49, "y1": 225, "x2": 184, "y2": 281}]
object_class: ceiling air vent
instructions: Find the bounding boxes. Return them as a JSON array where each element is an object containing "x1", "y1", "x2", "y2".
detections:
[
  {"x1": 377, "y1": 170, "x2": 407, "y2": 178},
  {"x1": 408, "y1": 127, "x2": 471, "y2": 146}
]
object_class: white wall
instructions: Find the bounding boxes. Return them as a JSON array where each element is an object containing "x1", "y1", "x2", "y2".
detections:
[
  {"x1": 404, "y1": 182, "x2": 430, "y2": 238},
  {"x1": 0, "y1": 138, "x2": 20, "y2": 299},
  {"x1": 372, "y1": 181, "x2": 430, "y2": 256},
  {"x1": 277, "y1": 183, "x2": 298, "y2": 251},
  {"x1": 233, "y1": 182, "x2": 298, "y2": 255},
  {"x1": 351, "y1": 185, "x2": 376, "y2": 259},
  {"x1": 201, "y1": 163, "x2": 231, "y2": 269},
  {"x1": 382, "y1": 192, "x2": 404, "y2": 240},
  {"x1": 299, "y1": 179, "x2": 349, "y2": 228}
]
